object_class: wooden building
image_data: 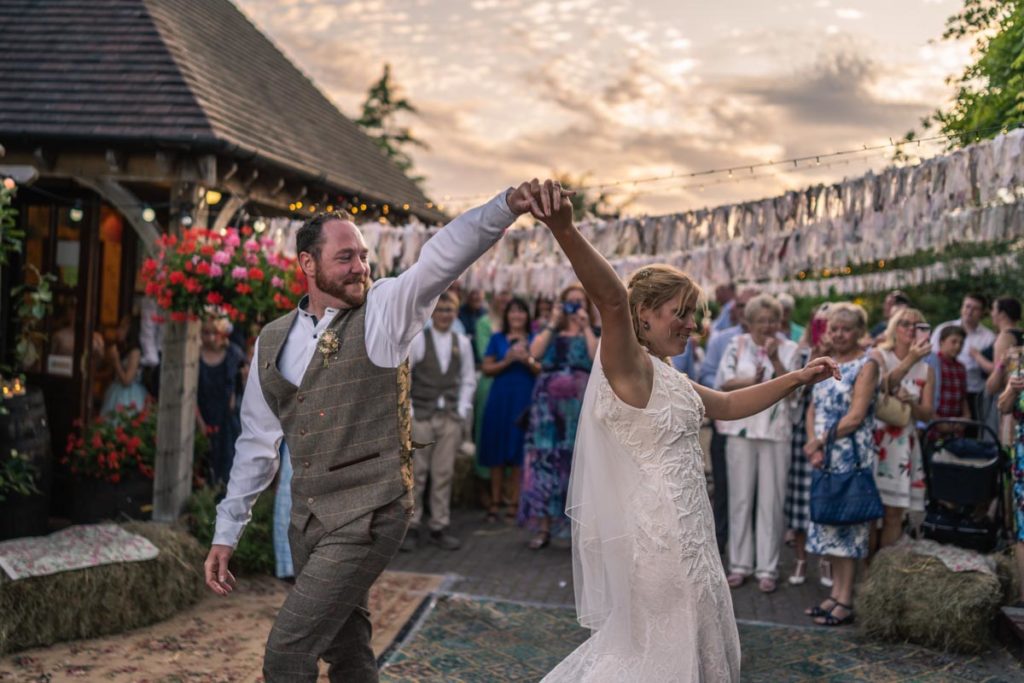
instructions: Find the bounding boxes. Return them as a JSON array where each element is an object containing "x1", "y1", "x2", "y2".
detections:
[{"x1": 0, "y1": 0, "x2": 440, "y2": 519}]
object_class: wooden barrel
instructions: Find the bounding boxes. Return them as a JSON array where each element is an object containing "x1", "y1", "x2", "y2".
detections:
[{"x1": 0, "y1": 385, "x2": 53, "y2": 539}]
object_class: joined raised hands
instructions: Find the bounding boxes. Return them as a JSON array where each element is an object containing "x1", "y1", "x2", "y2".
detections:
[{"x1": 506, "y1": 179, "x2": 576, "y2": 231}]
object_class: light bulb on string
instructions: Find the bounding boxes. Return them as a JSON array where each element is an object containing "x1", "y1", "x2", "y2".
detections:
[
  {"x1": 142, "y1": 205, "x2": 156, "y2": 223},
  {"x1": 180, "y1": 211, "x2": 193, "y2": 228},
  {"x1": 254, "y1": 219, "x2": 267, "y2": 233},
  {"x1": 205, "y1": 189, "x2": 222, "y2": 205},
  {"x1": 68, "y1": 200, "x2": 84, "y2": 223}
]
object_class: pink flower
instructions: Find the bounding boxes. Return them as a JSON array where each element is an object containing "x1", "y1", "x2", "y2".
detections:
[
  {"x1": 224, "y1": 231, "x2": 241, "y2": 248},
  {"x1": 231, "y1": 266, "x2": 248, "y2": 279},
  {"x1": 209, "y1": 263, "x2": 223, "y2": 277},
  {"x1": 2, "y1": 177, "x2": 15, "y2": 190},
  {"x1": 260, "y1": 236, "x2": 275, "y2": 248},
  {"x1": 244, "y1": 240, "x2": 259, "y2": 252},
  {"x1": 212, "y1": 250, "x2": 231, "y2": 265},
  {"x1": 272, "y1": 276, "x2": 284, "y2": 288},
  {"x1": 246, "y1": 253, "x2": 259, "y2": 265}
]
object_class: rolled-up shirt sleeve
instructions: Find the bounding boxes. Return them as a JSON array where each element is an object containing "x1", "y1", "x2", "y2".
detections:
[
  {"x1": 366, "y1": 191, "x2": 516, "y2": 367},
  {"x1": 213, "y1": 339, "x2": 284, "y2": 548}
]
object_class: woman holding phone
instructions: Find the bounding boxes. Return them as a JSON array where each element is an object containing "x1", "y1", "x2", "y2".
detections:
[
  {"x1": 480, "y1": 298, "x2": 541, "y2": 522},
  {"x1": 519, "y1": 284, "x2": 598, "y2": 549},
  {"x1": 870, "y1": 307, "x2": 935, "y2": 550}
]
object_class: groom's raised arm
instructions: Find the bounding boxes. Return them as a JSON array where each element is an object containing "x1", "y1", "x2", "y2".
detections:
[{"x1": 365, "y1": 183, "x2": 544, "y2": 365}]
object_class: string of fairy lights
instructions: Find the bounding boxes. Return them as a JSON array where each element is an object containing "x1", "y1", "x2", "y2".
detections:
[{"x1": 8, "y1": 122, "x2": 1020, "y2": 230}]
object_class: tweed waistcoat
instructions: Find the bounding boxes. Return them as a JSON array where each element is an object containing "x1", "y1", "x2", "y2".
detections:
[
  {"x1": 410, "y1": 329, "x2": 461, "y2": 418},
  {"x1": 257, "y1": 304, "x2": 413, "y2": 534}
]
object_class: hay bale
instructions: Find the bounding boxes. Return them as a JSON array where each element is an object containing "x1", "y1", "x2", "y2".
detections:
[
  {"x1": 858, "y1": 546, "x2": 1003, "y2": 653},
  {"x1": 0, "y1": 522, "x2": 205, "y2": 655},
  {"x1": 993, "y1": 549, "x2": 1021, "y2": 606}
]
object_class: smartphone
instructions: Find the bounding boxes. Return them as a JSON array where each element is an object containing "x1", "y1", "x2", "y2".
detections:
[
  {"x1": 810, "y1": 317, "x2": 828, "y2": 347},
  {"x1": 914, "y1": 323, "x2": 932, "y2": 345},
  {"x1": 1009, "y1": 346, "x2": 1024, "y2": 377},
  {"x1": 563, "y1": 301, "x2": 582, "y2": 315}
]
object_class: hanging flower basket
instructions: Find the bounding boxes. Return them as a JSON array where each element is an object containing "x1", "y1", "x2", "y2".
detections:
[{"x1": 141, "y1": 226, "x2": 306, "y2": 323}]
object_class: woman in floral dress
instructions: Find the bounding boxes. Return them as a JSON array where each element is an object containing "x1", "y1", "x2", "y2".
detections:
[
  {"x1": 804, "y1": 303, "x2": 879, "y2": 626},
  {"x1": 519, "y1": 284, "x2": 598, "y2": 549},
  {"x1": 871, "y1": 307, "x2": 934, "y2": 550},
  {"x1": 998, "y1": 372, "x2": 1024, "y2": 607}
]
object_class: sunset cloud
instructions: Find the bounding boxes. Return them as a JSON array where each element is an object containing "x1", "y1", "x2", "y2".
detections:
[{"x1": 233, "y1": 0, "x2": 970, "y2": 215}]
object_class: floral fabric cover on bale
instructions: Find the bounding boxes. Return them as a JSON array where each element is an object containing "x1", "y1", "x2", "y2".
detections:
[
  {"x1": 0, "y1": 524, "x2": 158, "y2": 581},
  {"x1": 141, "y1": 226, "x2": 306, "y2": 323}
]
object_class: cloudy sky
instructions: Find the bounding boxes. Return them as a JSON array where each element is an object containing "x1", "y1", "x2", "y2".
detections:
[{"x1": 233, "y1": 0, "x2": 973, "y2": 216}]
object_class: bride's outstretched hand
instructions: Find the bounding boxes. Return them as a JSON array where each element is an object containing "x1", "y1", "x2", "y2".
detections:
[{"x1": 795, "y1": 356, "x2": 840, "y2": 386}]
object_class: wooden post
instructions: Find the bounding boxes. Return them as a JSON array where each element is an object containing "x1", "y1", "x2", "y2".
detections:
[
  {"x1": 152, "y1": 180, "x2": 202, "y2": 522},
  {"x1": 153, "y1": 319, "x2": 200, "y2": 522}
]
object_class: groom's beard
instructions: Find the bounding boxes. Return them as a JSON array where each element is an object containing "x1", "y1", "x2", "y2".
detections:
[{"x1": 315, "y1": 269, "x2": 370, "y2": 308}]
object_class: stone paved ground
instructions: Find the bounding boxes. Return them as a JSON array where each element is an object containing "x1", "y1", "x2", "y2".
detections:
[
  {"x1": 391, "y1": 507, "x2": 837, "y2": 626},
  {"x1": 389, "y1": 507, "x2": 1024, "y2": 679}
]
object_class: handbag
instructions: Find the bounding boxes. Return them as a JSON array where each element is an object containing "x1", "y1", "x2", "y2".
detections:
[
  {"x1": 872, "y1": 355, "x2": 911, "y2": 427},
  {"x1": 875, "y1": 391, "x2": 911, "y2": 427},
  {"x1": 810, "y1": 423, "x2": 884, "y2": 525}
]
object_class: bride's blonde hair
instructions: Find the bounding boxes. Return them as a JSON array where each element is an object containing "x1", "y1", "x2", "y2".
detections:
[{"x1": 627, "y1": 265, "x2": 707, "y2": 345}]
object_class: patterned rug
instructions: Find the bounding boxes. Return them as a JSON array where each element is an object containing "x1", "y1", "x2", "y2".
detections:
[
  {"x1": 0, "y1": 570, "x2": 443, "y2": 682},
  {"x1": 380, "y1": 595, "x2": 1023, "y2": 683}
]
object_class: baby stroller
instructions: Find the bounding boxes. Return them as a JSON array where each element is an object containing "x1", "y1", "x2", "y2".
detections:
[{"x1": 919, "y1": 419, "x2": 1007, "y2": 553}]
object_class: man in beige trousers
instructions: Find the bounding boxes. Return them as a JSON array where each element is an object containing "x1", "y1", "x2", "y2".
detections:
[
  {"x1": 203, "y1": 180, "x2": 573, "y2": 682},
  {"x1": 404, "y1": 291, "x2": 476, "y2": 551}
]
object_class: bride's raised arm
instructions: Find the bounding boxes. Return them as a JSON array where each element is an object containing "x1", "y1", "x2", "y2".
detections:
[{"x1": 529, "y1": 180, "x2": 654, "y2": 408}]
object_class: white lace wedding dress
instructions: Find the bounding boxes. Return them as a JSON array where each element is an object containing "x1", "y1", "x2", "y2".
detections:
[{"x1": 542, "y1": 351, "x2": 741, "y2": 682}]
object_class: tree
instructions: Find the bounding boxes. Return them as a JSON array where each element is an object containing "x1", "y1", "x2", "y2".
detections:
[
  {"x1": 552, "y1": 171, "x2": 636, "y2": 222},
  {"x1": 355, "y1": 64, "x2": 428, "y2": 186},
  {"x1": 917, "y1": 0, "x2": 1024, "y2": 147}
]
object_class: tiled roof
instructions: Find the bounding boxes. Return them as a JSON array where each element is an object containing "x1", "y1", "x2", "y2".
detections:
[{"x1": 0, "y1": 0, "x2": 439, "y2": 219}]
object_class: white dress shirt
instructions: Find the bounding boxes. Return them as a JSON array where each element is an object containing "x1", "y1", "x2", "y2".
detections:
[
  {"x1": 408, "y1": 327, "x2": 477, "y2": 420},
  {"x1": 931, "y1": 319, "x2": 996, "y2": 393},
  {"x1": 213, "y1": 192, "x2": 516, "y2": 547}
]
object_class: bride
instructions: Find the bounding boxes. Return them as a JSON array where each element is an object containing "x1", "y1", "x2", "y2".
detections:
[{"x1": 524, "y1": 180, "x2": 840, "y2": 682}]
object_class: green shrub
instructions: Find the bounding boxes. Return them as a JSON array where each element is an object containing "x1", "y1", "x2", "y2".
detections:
[{"x1": 186, "y1": 486, "x2": 276, "y2": 575}]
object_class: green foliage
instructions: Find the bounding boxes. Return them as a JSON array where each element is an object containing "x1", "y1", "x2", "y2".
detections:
[
  {"x1": 0, "y1": 450, "x2": 40, "y2": 502},
  {"x1": 916, "y1": 0, "x2": 1024, "y2": 146},
  {"x1": 11, "y1": 265, "x2": 56, "y2": 370},
  {"x1": 0, "y1": 179, "x2": 24, "y2": 267},
  {"x1": 355, "y1": 64, "x2": 428, "y2": 186},
  {"x1": 187, "y1": 486, "x2": 276, "y2": 575},
  {"x1": 790, "y1": 248, "x2": 1024, "y2": 329}
]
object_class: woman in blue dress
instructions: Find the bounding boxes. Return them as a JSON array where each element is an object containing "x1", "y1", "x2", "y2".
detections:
[
  {"x1": 479, "y1": 298, "x2": 540, "y2": 522},
  {"x1": 519, "y1": 284, "x2": 598, "y2": 549},
  {"x1": 101, "y1": 314, "x2": 149, "y2": 415},
  {"x1": 803, "y1": 302, "x2": 879, "y2": 627}
]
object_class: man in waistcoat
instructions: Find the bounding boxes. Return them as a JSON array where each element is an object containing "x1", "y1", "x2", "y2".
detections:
[
  {"x1": 204, "y1": 180, "x2": 572, "y2": 682},
  {"x1": 403, "y1": 292, "x2": 477, "y2": 552}
]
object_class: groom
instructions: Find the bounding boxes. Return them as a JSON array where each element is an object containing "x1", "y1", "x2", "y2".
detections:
[{"x1": 204, "y1": 181, "x2": 566, "y2": 681}]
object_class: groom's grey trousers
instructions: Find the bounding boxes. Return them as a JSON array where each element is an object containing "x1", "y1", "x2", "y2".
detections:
[{"x1": 262, "y1": 494, "x2": 411, "y2": 682}]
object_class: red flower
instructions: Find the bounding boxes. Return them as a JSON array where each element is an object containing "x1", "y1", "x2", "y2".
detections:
[
  {"x1": 241, "y1": 226, "x2": 253, "y2": 236},
  {"x1": 235, "y1": 282, "x2": 252, "y2": 295},
  {"x1": 184, "y1": 261, "x2": 194, "y2": 272},
  {"x1": 206, "y1": 291, "x2": 224, "y2": 305},
  {"x1": 184, "y1": 277, "x2": 202, "y2": 294},
  {"x1": 169, "y1": 271, "x2": 186, "y2": 285},
  {"x1": 195, "y1": 261, "x2": 211, "y2": 276},
  {"x1": 290, "y1": 282, "x2": 305, "y2": 296},
  {"x1": 200, "y1": 245, "x2": 216, "y2": 257},
  {"x1": 248, "y1": 267, "x2": 264, "y2": 280}
]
